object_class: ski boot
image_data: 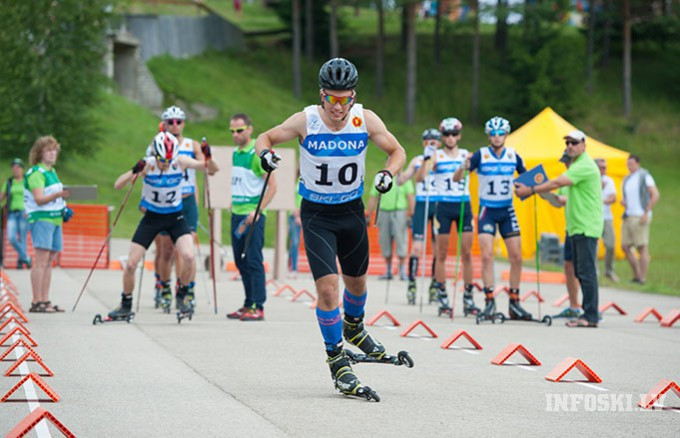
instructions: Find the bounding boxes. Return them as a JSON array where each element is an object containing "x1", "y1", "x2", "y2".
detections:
[
  {"x1": 153, "y1": 274, "x2": 162, "y2": 309},
  {"x1": 159, "y1": 282, "x2": 172, "y2": 314},
  {"x1": 176, "y1": 285, "x2": 195, "y2": 323},
  {"x1": 406, "y1": 280, "x2": 416, "y2": 305},
  {"x1": 437, "y1": 286, "x2": 452, "y2": 317},
  {"x1": 176, "y1": 281, "x2": 196, "y2": 311},
  {"x1": 476, "y1": 289, "x2": 502, "y2": 324},
  {"x1": 94, "y1": 293, "x2": 135, "y2": 324},
  {"x1": 462, "y1": 284, "x2": 481, "y2": 316},
  {"x1": 508, "y1": 289, "x2": 533, "y2": 321},
  {"x1": 343, "y1": 315, "x2": 385, "y2": 359},
  {"x1": 428, "y1": 279, "x2": 439, "y2": 304},
  {"x1": 327, "y1": 349, "x2": 380, "y2": 402}
]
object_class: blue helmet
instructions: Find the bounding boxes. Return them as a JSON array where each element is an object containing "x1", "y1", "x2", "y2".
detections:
[
  {"x1": 421, "y1": 128, "x2": 441, "y2": 141},
  {"x1": 484, "y1": 116, "x2": 511, "y2": 134}
]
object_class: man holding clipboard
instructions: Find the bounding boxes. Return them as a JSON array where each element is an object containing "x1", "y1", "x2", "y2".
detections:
[{"x1": 514, "y1": 130, "x2": 603, "y2": 328}]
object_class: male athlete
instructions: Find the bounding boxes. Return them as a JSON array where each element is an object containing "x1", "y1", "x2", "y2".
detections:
[
  {"x1": 255, "y1": 58, "x2": 406, "y2": 400},
  {"x1": 453, "y1": 116, "x2": 532, "y2": 321},
  {"x1": 109, "y1": 132, "x2": 217, "y2": 318},
  {"x1": 431, "y1": 117, "x2": 477, "y2": 316},
  {"x1": 398, "y1": 128, "x2": 440, "y2": 305}
]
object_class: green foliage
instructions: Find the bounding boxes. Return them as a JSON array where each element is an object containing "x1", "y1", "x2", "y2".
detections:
[
  {"x1": 271, "y1": 0, "x2": 334, "y2": 57},
  {"x1": 0, "y1": 0, "x2": 110, "y2": 160}
]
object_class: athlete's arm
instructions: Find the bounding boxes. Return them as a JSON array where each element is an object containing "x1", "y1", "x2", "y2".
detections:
[
  {"x1": 114, "y1": 159, "x2": 149, "y2": 190},
  {"x1": 364, "y1": 109, "x2": 406, "y2": 176},
  {"x1": 192, "y1": 139, "x2": 217, "y2": 175},
  {"x1": 398, "y1": 157, "x2": 418, "y2": 184},
  {"x1": 454, "y1": 150, "x2": 479, "y2": 181},
  {"x1": 254, "y1": 112, "x2": 306, "y2": 156},
  {"x1": 414, "y1": 159, "x2": 429, "y2": 183},
  {"x1": 515, "y1": 154, "x2": 527, "y2": 174},
  {"x1": 178, "y1": 155, "x2": 219, "y2": 174}
]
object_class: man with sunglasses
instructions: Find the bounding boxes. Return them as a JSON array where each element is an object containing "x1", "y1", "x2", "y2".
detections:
[
  {"x1": 515, "y1": 130, "x2": 603, "y2": 328},
  {"x1": 255, "y1": 58, "x2": 406, "y2": 401},
  {"x1": 430, "y1": 117, "x2": 477, "y2": 317},
  {"x1": 454, "y1": 116, "x2": 531, "y2": 322},
  {"x1": 151, "y1": 106, "x2": 209, "y2": 311},
  {"x1": 226, "y1": 113, "x2": 277, "y2": 322},
  {"x1": 397, "y1": 128, "x2": 441, "y2": 305},
  {"x1": 109, "y1": 131, "x2": 218, "y2": 320}
]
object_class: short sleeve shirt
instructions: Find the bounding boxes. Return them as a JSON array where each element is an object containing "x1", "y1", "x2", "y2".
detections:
[
  {"x1": 369, "y1": 179, "x2": 414, "y2": 211},
  {"x1": 601, "y1": 175, "x2": 616, "y2": 221},
  {"x1": 2, "y1": 178, "x2": 25, "y2": 211},
  {"x1": 563, "y1": 153, "x2": 603, "y2": 238}
]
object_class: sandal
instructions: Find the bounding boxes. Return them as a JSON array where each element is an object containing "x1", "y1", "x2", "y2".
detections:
[
  {"x1": 29, "y1": 302, "x2": 46, "y2": 313},
  {"x1": 565, "y1": 318, "x2": 597, "y2": 328},
  {"x1": 43, "y1": 301, "x2": 65, "y2": 313}
]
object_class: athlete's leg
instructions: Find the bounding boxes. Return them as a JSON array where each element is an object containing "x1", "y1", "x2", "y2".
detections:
[
  {"x1": 174, "y1": 234, "x2": 195, "y2": 286},
  {"x1": 478, "y1": 234, "x2": 495, "y2": 288},
  {"x1": 461, "y1": 232, "x2": 474, "y2": 284},
  {"x1": 156, "y1": 235, "x2": 174, "y2": 282},
  {"x1": 504, "y1": 236, "x2": 522, "y2": 290},
  {"x1": 123, "y1": 242, "x2": 147, "y2": 294},
  {"x1": 434, "y1": 234, "x2": 450, "y2": 284}
]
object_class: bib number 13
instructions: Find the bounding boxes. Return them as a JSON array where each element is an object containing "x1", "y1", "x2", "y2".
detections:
[{"x1": 315, "y1": 163, "x2": 358, "y2": 186}]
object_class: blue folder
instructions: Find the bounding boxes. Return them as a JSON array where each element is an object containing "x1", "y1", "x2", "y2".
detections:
[{"x1": 514, "y1": 164, "x2": 548, "y2": 201}]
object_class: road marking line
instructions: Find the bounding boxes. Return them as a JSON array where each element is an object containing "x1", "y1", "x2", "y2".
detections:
[
  {"x1": 575, "y1": 382, "x2": 608, "y2": 392},
  {"x1": 448, "y1": 346, "x2": 480, "y2": 355}
]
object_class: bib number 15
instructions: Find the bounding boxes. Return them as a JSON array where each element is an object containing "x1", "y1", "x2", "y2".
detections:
[{"x1": 315, "y1": 163, "x2": 358, "y2": 186}]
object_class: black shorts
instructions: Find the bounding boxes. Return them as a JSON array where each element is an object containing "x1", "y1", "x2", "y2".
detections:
[
  {"x1": 435, "y1": 201, "x2": 473, "y2": 234},
  {"x1": 300, "y1": 198, "x2": 369, "y2": 280},
  {"x1": 132, "y1": 210, "x2": 191, "y2": 249}
]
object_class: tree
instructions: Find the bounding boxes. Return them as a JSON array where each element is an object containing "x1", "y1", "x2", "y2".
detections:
[
  {"x1": 586, "y1": 0, "x2": 600, "y2": 94},
  {"x1": 622, "y1": 0, "x2": 632, "y2": 119},
  {"x1": 292, "y1": 0, "x2": 302, "y2": 98},
  {"x1": 495, "y1": 0, "x2": 509, "y2": 56},
  {"x1": 434, "y1": 0, "x2": 442, "y2": 65},
  {"x1": 330, "y1": 0, "x2": 339, "y2": 57},
  {"x1": 0, "y1": 0, "x2": 109, "y2": 158},
  {"x1": 405, "y1": 1, "x2": 417, "y2": 125},
  {"x1": 470, "y1": 0, "x2": 480, "y2": 124},
  {"x1": 305, "y1": 0, "x2": 314, "y2": 63},
  {"x1": 375, "y1": 0, "x2": 385, "y2": 98}
]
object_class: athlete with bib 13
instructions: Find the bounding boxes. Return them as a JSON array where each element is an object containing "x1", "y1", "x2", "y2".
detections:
[{"x1": 255, "y1": 58, "x2": 407, "y2": 401}]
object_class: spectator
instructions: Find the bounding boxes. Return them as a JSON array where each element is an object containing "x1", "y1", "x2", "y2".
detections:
[
  {"x1": 1, "y1": 159, "x2": 31, "y2": 269},
  {"x1": 24, "y1": 136, "x2": 70, "y2": 313},
  {"x1": 366, "y1": 175, "x2": 415, "y2": 281},
  {"x1": 595, "y1": 158, "x2": 618, "y2": 282},
  {"x1": 621, "y1": 155, "x2": 660, "y2": 285},
  {"x1": 515, "y1": 130, "x2": 602, "y2": 327}
]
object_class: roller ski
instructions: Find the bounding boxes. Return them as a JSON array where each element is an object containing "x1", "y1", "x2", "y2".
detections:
[
  {"x1": 176, "y1": 285, "x2": 195, "y2": 324},
  {"x1": 475, "y1": 291, "x2": 504, "y2": 324},
  {"x1": 153, "y1": 274, "x2": 162, "y2": 309},
  {"x1": 436, "y1": 288, "x2": 453, "y2": 317},
  {"x1": 159, "y1": 282, "x2": 172, "y2": 314},
  {"x1": 406, "y1": 280, "x2": 416, "y2": 305},
  {"x1": 462, "y1": 287, "x2": 481, "y2": 316},
  {"x1": 327, "y1": 350, "x2": 380, "y2": 402},
  {"x1": 94, "y1": 294, "x2": 135, "y2": 325},
  {"x1": 343, "y1": 315, "x2": 415, "y2": 368},
  {"x1": 493, "y1": 290, "x2": 552, "y2": 326},
  {"x1": 345, "y1": 348, "x2": 414, "y2": 367}
]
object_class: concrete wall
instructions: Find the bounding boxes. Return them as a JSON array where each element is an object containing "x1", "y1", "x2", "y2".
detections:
[{"x1": 124, "y1": 13, "x2": 244, "y2": 61}]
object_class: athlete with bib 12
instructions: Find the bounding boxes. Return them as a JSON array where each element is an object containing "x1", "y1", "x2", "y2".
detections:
[{"x1": 255, "y1": 58, "x2": 407, "y2": 401}]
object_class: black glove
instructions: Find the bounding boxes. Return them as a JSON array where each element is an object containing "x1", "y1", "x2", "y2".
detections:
[
  {"x1": 131, "y1": 159, "x2": 146, "y2": 174},
  {"x1": 374, "y1": 169, "x2": 393, "y2": 194},
  {"x1": 201, "y1": 138, "x2": 212, "y2": 160},
  {"x1": 259, "y1": 149, "x2": 281, "y2": 173}
]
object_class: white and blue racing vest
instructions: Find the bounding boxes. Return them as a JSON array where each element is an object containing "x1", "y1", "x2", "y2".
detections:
[
  {"x1": 298, "y1": 104, "x2": 368, "y2": 204},
  {"x1": 413, "y1": 155, "x2": 438, "y2": 202},
  {"x1": 434, "y1": 149, "x2": 470, "y2": 203},
  {"x1": 477, "y1": 146, "x2": 520, "y2": 208},
  {"x1": 178, "y1": 137, "x2": 196, "y2": 195},
  {"x1": 140, "y1": 157, "x2": 184, "y2": 214}
]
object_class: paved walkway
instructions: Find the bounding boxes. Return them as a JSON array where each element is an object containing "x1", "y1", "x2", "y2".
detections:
[{"x1": 1, "y1": 239, "x2": 678, "y2": 436}]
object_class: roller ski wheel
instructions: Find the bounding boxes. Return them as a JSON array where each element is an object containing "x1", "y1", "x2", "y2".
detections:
[
  {"x1": 176, "y1": 309, "x2": 194, "y2": 324},
  {"x1": 475, "y1": 312, "x2": 504, "y2": 325},
  {"x1": 345, "y1": 349, "x2": 414, "y2": 368},
  {"x1": 93, "y1": 313, "x2": 135, "y2": 325},
  {"x1": 345, "y1": 385, "x2": 380, "y2": 402},
  {"x1": 437, "y1": 306, "x2": 452, "y2": 317},
  {"x1": 327, "y1": 351, "x2": 380, "y2": 402},
  {"x1": 176, "y1": 295, "x2": 195, "y2": 323},
  {"x1": 495, "y1": 313, "x2": 552, "y2": 326}
]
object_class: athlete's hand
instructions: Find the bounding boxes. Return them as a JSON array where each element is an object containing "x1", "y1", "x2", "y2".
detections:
[
  {"x1": 423, "y1": 145, "x2": 436, "y2": 161},
  {"x1": 63, "y1": 207, "x2": 74, "y2": 223},
  {"x1": 201, "y1": 138, "x2": 212, "y2": 160},
  {"x1": 464, "y1": 155, "x2": 471, "y2": 170},
  {"x1": 374, "y1": 170, "x2": 393, "y2": 194},
  {"x1": 259, "y1": 149, "x2": 281, "y2": 172},
  {"x1": 131, "y1": 159, "x2": 146, "y2": 174}
]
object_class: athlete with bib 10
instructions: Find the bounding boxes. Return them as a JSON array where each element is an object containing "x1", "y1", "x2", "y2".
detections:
[
  {"x1": 255, "y1": 58, "x2": 408, "y2": 401},
  {"x1": 453, "y1": 117, "x2": 533, "y2": 322},
  {"x1": 109, "y1": 132, "x2": 218, "y2": 320}
]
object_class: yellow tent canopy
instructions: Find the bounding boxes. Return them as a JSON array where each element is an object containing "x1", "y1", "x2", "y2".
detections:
[{"x1": 482, "y1": 107, "x2": 630, "y2": 259}]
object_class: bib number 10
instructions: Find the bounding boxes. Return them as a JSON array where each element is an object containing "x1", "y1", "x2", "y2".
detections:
[{"x1": 315, "y1": 163, "x2": 358, "y2": 186}]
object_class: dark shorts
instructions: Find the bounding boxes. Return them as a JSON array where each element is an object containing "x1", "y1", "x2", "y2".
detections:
[
  {"x1": 477, "y1": 205, "x2": 520, "y2": 239},
  {"x1": 300, "y1": 198, "x2": 369, "y2": 280},
  {"x1": 132, "y1": 211, "x2": 191, "y2": 249},
  {"x1": 411, "y1": 201, "x2": 437, "y2": 241},
  {"x1": 159, "y1": 194, "x2": 197, "y2": 236},
  {"x1": 564, "y1": 233, "x2": 573, "y2": 262},
  {"x1": 435, "y1": 201, "x2": 473, "y2": 234}
]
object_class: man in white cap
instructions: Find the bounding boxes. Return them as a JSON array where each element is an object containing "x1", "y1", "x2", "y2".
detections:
[{"x1": 515, "y1": 130, "x2": 603, "y2": 328}]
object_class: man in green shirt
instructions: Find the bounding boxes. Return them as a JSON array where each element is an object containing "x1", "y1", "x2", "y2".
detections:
[
  {"x1": 515, "y1": 130, "x2": 603, "y2": 327},
  {"x1": 1, "y1": 159, "x2": 30, "y2": 268},
  {"x1": 365, "y1": 176, "x2": 415, "y2": 281},
  {"x1": 226, "y1": 113, "x2": 277, "y2": 322}
]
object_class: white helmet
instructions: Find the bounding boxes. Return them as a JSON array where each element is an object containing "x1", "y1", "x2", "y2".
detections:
[
  {"x1": 421, "y1": 128, "x2": 441, "y2": 141},
  {"x1": 161, "y1": 105, "x2": 186, "y2": 121},
  {"x1": 439, "y1": 117, "x2": 463, "y2": 133},
  {"x1": 152, "y1": 132, "x2": 179, "y2": 162},
  {"x1": 484, "y1": 116, "x2": 511, "y2": 134}
]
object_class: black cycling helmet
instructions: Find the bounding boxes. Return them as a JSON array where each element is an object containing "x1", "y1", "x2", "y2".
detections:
[{"x1": 318, "y1": 58, "x2": 359, "y2": 90}]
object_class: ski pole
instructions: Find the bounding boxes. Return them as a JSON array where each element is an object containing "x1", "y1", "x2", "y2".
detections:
[
  {"x1": 241, "y1": 170, "x2": 272, "y2": 260},
  {"x1": 418, "y1": 174, "x2": 431, "y2": 314},
  {"x1": 202, "y1": 137, "x2": 219, "y2": 314},
  {"x1": 383, "y1": 182, "x2": 400, "y2": 305},
  {"x1": 197, "y1": 221, "x2": 228, "y2": 256},
  {"x1": 374, "y1": 194, "x2": 382, "y2": 226},
  {"x1": 135, "y1": 254, "x2": 145, "y2": 314},
  {"x1": 72, "y1": 173, "x2": 140, "y2": 312},
  {"x1": 193, "y1": 233, "x2": 212, "y2": 307},
  {"x1": 533, "y1": 194, "x2": 542, "y2": 320},
  {"x1": 450, "y1": 169, "x2": 469, "y2": 321}
]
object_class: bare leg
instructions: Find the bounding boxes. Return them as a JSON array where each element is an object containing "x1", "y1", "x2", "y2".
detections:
[
  {"x1": 123, "y1": 243, "x2": 147, "y2": 295},
  {"x1": 174, "y1": 234, "x2": 196, "y2": 285},
  {"x1": 30, "y1": 249, "x2": 51, "y2": 304},
  {"x1": 40, "y1": 251, "x2": 58, "y2": 302},
  {"x1": 564, "y1": 260, "x2": 580, "y2": 308},
  {"x1": 504, "y1": 236, "x2": 523, "y2": 290},
  {"x1": 638, "y1": 245, "x2": 649, "y2": 282},
  {"x1": 622, "y1": 245, "x2": 641, "y2": 280},
  {"x1": 478, "y1": 234, "x2": 495, "y2": 288},
  {"x1": 461, "y1": 232, "x2": 474, "y2": 284},
  {"x1": 434, "y1": 234, "x2": 449, "y2": 284},
  {"x1": 315, "y1": 274, "x2": 340, "y2": 311},
  {"x1": 157, "y1": 235, "x2": 174, "y2": 282}
]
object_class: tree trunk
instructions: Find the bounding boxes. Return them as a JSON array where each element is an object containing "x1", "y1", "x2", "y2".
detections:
[
  {"x1": 355, "y1": 0, "x2": 361, "y2": 17},
  {"x1": 292, "y1": 0, "x2": 302, "y2": 98},
  {"x1": 600, "y1": 0, "x2": 612, "y2": 68},
  {"x1": 471, "y1": 0, "x2": 480, "y2": 125},
  {"x1": 434, "y1": 0, "x2": 442, "y2": 65},
  {"x1": 305, "y1": 0, "x2": 313, "y2": 63},
  {"x1": 405, "y1": 2, "x2": 417, "y2": 125},
  {"x1": 586, "y1": 0, "x2": 598, "y2": 94},
  {"x1": 330, "y1": 0, "x2": 339, "y2": 58},
  {"x1": 401, "y1": 4, "x2": 408, "y2": 50},
  {"x1": 376, "y1": 0, "x2": 385, "y2": 98},
  {"x1": 622, "y1": 0, "x2": 632, "y2": 120},
  {"x1": 495, "y1": 0, "x2": 508, "y2": 56}
]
